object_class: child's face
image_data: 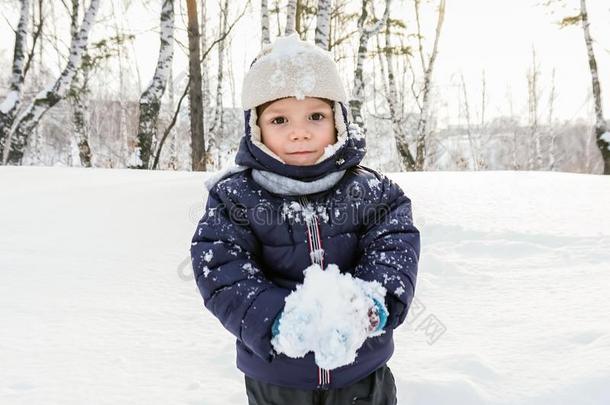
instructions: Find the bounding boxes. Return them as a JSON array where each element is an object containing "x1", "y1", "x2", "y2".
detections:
[{"x1": 258, "y1": 97, "x2": 337, "y2": 166}]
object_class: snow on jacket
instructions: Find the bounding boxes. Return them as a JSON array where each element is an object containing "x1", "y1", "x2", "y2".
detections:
[{"x1": 190, "y1": 101, "x2": 420, "y2": 390}]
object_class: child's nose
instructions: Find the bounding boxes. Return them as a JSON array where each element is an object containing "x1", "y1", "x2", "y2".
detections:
[{"x1": 289, "y1": 127, "x2": 312, "y2": 141}]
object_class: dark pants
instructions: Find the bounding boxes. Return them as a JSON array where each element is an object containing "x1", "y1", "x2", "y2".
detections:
[{"x1": 244, "y1": 364, "x2": 397, "y2": 405}]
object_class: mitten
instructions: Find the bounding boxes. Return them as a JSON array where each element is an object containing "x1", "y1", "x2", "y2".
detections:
[
  {"x1": 367, "y1": 297, "x2": 389, "y2": 335},
  {"x1": 351, "y1": 276, "x2": 388, "y2": 336},
  {"x1": 271, "y1": 311, "x2": 282, "y2": 338},
  {"x1": 270, "y1": 306, "x2": 314, "y2": 359}
]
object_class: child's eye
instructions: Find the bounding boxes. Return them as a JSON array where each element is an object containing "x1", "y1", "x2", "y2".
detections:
[
  {"x1": 271, "y1": 117, "x2": 286, "y2": 125},
  {"x1": 310, "y1": 113, "x2": 325, "y2": 121}
]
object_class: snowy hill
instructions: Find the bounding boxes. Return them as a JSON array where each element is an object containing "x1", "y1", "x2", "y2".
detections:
[{"x1": 1, "y1": 166, "x2": 609, "y2": 404}]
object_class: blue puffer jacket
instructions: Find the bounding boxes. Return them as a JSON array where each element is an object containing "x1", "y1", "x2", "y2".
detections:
[{"x1": 190, "y1": 102, "x2": 420, "y2": 390}]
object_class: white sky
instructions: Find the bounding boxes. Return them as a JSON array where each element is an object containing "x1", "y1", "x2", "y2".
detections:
[
  {"x1": 1, "y1": 0, "x2": 609, "y2": 126},
  {"x1": 432, "y1": 0, "x2": 610, "y2": 126}
]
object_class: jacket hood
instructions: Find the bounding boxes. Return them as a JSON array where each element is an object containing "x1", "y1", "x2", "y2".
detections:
[{"x1": 234, "y1": 101, "x2": 366, "y2": 182}]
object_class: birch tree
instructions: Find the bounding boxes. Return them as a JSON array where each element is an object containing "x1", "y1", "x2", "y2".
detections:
[
  {"x1": 26, "y1": 0, "x2": 44, "y2": 80},
  {"x1": 165, "y1": 64, "x2": 178, "y2": 170},
  {"x1": 69, "y1": 72, "x2": 92, "y2": 167},
  {"x1": 350, "y1": 0, "x2": 391, "y2": 132},
  {"x1": 2, "y1": 0, "x2": 101, "y2": 165},
  {"x1": 527, "y1": 47, "x2": 542, "y2": 170},
  {"x1": 378, "y1": 0, "x2": 444, "y2": 171},
  {"x1": 285, "y1": 0, "x2": 297, "y2": 35},
  {"x1": 378, "y1": 19, "x2": 412, "y2": 166},
  {"x1": 460, "y1": 73, "x2": 480, "y2": 170},
  {"x1": 504, "y1": 85, "x2": 521, "y2": 170},
  {"x1": 0, "y1": 0, "x2": 30, "y2": 162},
  {"x1": 68, "y1": 29, "x2": 130, "y2": 168},
  {"x1": 412, "y1": 0, "x2": 445, "y2": 170},
  {"x1": 315, "y1": 0, "x2": 331, "y2": 50},
  {"x1": 380, "y1": 16, "x2": 417, "y2": 170},
  {"x1": 578, "y1": 0, "x2": 609, "y2": 174},
  {"x1": 132, "y1": 0, "x2": 175, "y2": 169},
  {"x1": 548, "y1": 68, "x2": 558, "y2": 170},
  {"x1": 206, "y1": 0, "x2": 229, "y2": 170},
  {"x1": 546, "y1": 0, "x2": 609, "y2": 173},
  {"x1": 261, "y1": 0, "x2": 271, "y2": 46},
  {"x1": 200, "y1": 0, "x2": 211, "y2": 160},
  {"x1": 68, "y1": 0, "x2": 92, "y2": 167}
]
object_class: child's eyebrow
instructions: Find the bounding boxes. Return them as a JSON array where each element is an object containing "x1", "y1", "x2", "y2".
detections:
[
  {"x1": 263, "y1": 108, "x2": 285, "y2": 115},
  {"x1": 264, "y1": 103, "x2": 331, "y2": 116}
]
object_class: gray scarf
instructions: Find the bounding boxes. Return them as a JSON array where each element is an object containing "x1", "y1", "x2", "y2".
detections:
[
  {"x1": 204, "y1": 164, "x2": 346, "y2": 196},
  {"x1": 251, "y1": 168, "x2": 346, "y2": 196}
]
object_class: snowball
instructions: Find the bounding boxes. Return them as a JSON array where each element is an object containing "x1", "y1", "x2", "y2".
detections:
[{"x1": 271, "y1": 263, "x2": 387, "y2": 370}]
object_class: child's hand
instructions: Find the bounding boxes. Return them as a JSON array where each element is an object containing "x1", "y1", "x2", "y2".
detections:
[
  {"x1": 367, "y1": 305, "x2": 380, "y2": 333},
  {"x1": 271, "y1": 311, "x2": 282, "y2": 338},
  {"x1": 351, "y1": 277, "x2": 388, "y2": 336},
  {"x1": 366, "y1": 297, "x2": 388, "y2": 335},
  {"x1": 270, "y1": 307, "x2": 314, "y2": 359}
]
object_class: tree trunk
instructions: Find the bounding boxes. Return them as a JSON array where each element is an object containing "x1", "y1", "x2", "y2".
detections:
[
  {"x1": 70, "y1": 70, "x2": 92, "y2": 168},
  {"x1": 315, "y1": 0, "x2": 331, "y2": 50},
  {"x1": 350, "y1": 0, "x2": 391, "y2": 133},
  {"x1": 382, "y1": 25, "x2": 416, "y2": 170},
  {"x1": 285, "y1": 0, "x2": 297, "y2": 35},
  {"x1": 207, "y1": 0, "x2": 229, "y2": 170},
  {"x1": 527, "y1": 47, "x2": 541, "y2": 170},
  {"x1": 186, "y1": 0, "x2": 206, "y2": 171},
  {"x1": 261, "y1": 0, "x2": 270, "y2": 46},
  {"x1": 133, "y1": 0, "x2": 175, "y2": 169},
  {"x1": 68, "y1": 0, "x2": 92, "y2": 168},
  {"x1": 201, "y1": 0, "x2": 211, "y2": 160},
  {"x1": 350, "y1": 0, "x2": 371, "y2": 130},
  {"x1": 548, "y1": 68, "x2": 557, "y2": 171},
  {"x1": 166, "y1": 62, "x2": 178, "y2": 170},
  {"x1": 413, "y1": 0, "x2": 445, "y2": 171},
  {"x1": 3, "y1": 0, "x2": 101, "y2": 165},
  {"x1": 580, "y1": 0, "x2": 609, "y2": 174},
  {"x1": 22, "y1": 0, "x2": 43, "y2": 82},
  {"x1": 0, "y1": 0, "x2": 30, "y2": 163},
  {"x1": 460, "y1": 74, "x2": 479, "y2": 170}
]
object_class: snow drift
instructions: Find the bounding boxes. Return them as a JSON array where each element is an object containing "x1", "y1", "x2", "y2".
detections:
[{"x1": 1, "y1": 166, "x2": 609, "y2": 404}]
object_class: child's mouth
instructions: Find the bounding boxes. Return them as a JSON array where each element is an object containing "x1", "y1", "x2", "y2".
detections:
[{"x1": 288, "y1": 151, "x2": 314, "y2": 155}]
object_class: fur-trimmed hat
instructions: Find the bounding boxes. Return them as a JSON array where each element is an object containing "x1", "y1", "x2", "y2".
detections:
[{"x1": 241, "y1": 34, "x2": 350, "y2": 165}]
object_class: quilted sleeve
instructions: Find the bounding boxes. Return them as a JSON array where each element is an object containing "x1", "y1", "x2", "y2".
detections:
[
  {"x1": 190, "y1": 184, "x2": 290, "y2": 362},
  {"x1": 353, "y1": 174, "x2": 420, "y2": 330}
]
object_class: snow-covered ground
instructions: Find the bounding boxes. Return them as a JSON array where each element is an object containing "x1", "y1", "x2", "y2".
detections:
[{"x1": 1, "y1": 166, "x2": 609, "y2": 405}]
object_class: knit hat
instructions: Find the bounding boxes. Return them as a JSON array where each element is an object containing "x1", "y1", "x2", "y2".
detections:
[
  {"x1": 242, "y1": 34, "x2": 348, "y2": 109},
  {"x1": 241, "y1": 34, "x2": 350, "y2": 165}
]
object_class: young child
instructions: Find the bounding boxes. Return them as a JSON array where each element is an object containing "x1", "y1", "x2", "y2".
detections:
[{"x1": 191, "y1": 34, "x2": 420, "y2": 404}]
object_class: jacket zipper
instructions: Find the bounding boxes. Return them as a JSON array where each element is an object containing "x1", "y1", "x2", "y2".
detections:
[{"x1": 299, "y1": 196, "x2": 331, "y2": 389}]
